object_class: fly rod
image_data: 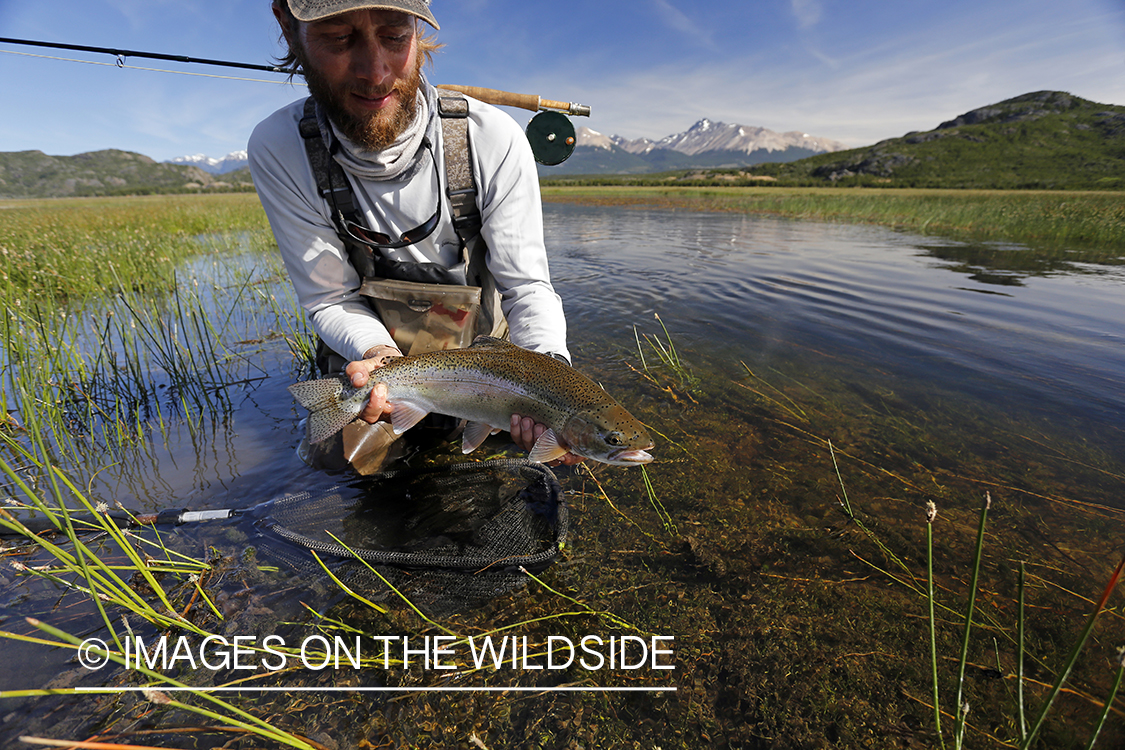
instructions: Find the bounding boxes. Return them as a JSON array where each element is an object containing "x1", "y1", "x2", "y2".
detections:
[
  {"x1": 0, "y1": 35, "x2": 293, "y2": 74},
  {"x1": 0, "y1": 36, "x2": 591, "y2": 115}
]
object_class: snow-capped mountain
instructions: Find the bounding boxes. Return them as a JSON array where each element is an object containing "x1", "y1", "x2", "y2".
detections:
[
  {"x1": 579, "y1": 119, "x2": 847, "y2": 156},
  {"x1": 166, "y1": 150, "x2": 248, "y2": 175}
]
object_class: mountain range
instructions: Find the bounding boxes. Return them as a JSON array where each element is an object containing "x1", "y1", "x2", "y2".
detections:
[
  {"x1": 159, "y1": 120, "x2": 848, "y2": 179},
  {"x1": 549, "y1": 118, "x2": 848, "y2": 175},
  {"x1": 0, "y1": 149, "x2": 253, "y2": 199},
  {"x1": 166, "y1": 150, "x2": 249, "y2": 175},
  {"x1": 2, "y1": 91, "x2": 1120, "y2": 197}
]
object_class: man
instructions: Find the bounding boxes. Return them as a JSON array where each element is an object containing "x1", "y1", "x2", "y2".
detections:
[{"x1": 249, "y1": 0, "x2": 578, "y2": 471}]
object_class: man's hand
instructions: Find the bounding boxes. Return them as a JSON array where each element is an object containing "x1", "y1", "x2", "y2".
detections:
[
  {"x1": 345, "y1": 345, "x2": 402, "y2": 424},
  {"x1": 510, "y1": 414, "x2": 585, "y2": 466}
]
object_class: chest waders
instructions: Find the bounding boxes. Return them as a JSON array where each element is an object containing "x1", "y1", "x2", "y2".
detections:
[
  {"x1": 297, "y1": 92, "x2": 508, "y2": 473},
  {"x1": 299, "y1": 91, "x2": 508, "y2": 376}
]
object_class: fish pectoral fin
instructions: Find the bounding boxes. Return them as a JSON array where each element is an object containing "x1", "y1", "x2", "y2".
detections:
[
  {"x1": 528, "y1": 428, "x2": 569, "y2": 464},
  {"x1": 388, "y1": 401, "x2": 430, "y2": 435},
  {"x1": 461, "y1": 421, "x2": 498, "y2": 454}
]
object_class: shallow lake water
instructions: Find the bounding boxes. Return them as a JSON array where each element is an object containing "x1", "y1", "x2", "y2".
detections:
[{"x1": 2, "y1": 202, "x2": 1124, "y2": 748}]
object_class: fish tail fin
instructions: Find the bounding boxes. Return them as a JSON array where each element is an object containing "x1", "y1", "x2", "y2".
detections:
[
  {"x1": 289, "y1": 377, "x2": 362, "y2": 443},
  {"x1": 288, "y1": 377, "x2": 345, "y2": 411}
]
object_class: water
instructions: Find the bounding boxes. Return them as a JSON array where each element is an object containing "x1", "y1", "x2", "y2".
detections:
[
  {"x1": 2, "y1": 203, "x2": 1123, "y2": 747},
  {"x1": 548, "y1": 204, "x2": 1125, "y2": 442}
]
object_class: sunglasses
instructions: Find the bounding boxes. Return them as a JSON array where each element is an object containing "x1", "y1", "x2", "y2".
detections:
[{"x1": 328, "y1": 136, "x2": 441, "y2": 251}]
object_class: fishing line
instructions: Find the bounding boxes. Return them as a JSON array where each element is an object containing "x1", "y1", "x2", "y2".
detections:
[
  {"x1": 0, "y1": 48, "x2": 304, "y2": 86},
  {"x1": 0, "y1": 36, "x2": 295, "y2": 74}
]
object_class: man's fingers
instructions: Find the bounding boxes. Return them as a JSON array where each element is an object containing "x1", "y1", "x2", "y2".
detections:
[
  {"x1": 360, "y1": 382, "x2": 391, "y2": 423},
  {"x1": 347, "y1": 348, "x2": 402, "y2": 388}
]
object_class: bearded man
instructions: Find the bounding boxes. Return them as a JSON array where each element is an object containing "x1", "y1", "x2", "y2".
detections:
[{"x1": 249, "y1": 0, "x2": 578, "y2": 472}]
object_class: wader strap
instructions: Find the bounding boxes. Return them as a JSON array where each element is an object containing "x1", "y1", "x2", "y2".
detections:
[
  {"x1": 299, "y1": 93, "x2": 506, "y2": 375},
  {"x1": 299, "y1": 98, "x2": 363, "y2": 241},
  {"x1": 436, "y1": 91, "x2": 482, "y2": 242}
]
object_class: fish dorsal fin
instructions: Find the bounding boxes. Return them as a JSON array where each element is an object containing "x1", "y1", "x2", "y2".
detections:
[
  {"x1": 461, "y1": 420, "x2": 495, "y2": 454},
  {"x1": 469, "y1": 335, "x2": 521, "y2": 351},
  {"x1": 388, "y1": 401, "x2": 430, "y2": 435},
  {"x1": 528, "y1": 428, "x2": 569, "y2": 464}
]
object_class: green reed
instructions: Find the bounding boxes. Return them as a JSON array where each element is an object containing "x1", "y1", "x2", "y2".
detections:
[
  {"x1": 1, "y1": 224, "x2": 312, "y2": 471},
  {"x1": 0, "y1": 442, "x2": 322, "y2": 749},
  {"x1": 917, "y1": 493, "x2": 1125, "y2": 750},
  {"x1": 952, "y1": 493, "x2": 990, "y2": 749},
  {"x1": 1085, "y1": 648, "x2": 1125, "y2": 750},
  {"x1": 633, "y1": 313, "x2": 698, "y2": 395},
  {"x1": 823, "y1": 436, "x2": 1125, "y2": 749},
  {"x1": 1021, "y1": 554, "x2": 1125, "y2": 749},
  {"x1": 926, "y1": 501, "x2": 944, "y2": 749}
]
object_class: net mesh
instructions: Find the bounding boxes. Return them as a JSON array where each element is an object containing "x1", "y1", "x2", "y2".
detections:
[{"x1": 245, "y1": 459, "x2": 566, "y2": 616}]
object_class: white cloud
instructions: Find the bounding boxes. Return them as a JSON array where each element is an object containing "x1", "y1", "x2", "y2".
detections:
[
  {"x1": 530, "y1": 2, "x2": 1125, "y2": 148},
  {"x1": 790, "y1": 0, "x2": 823, "y2": 29},
  {"x1": 651, "y1": 0, "x2": 715, "y2": 48}
]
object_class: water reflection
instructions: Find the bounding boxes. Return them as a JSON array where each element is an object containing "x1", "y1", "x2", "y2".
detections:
[
  {"x1": 916, "y1": 238, "x2": 1125, "y2": 285},
  {"x1": 543, "y1": 203, "x2": 1125, "y2": 445}
]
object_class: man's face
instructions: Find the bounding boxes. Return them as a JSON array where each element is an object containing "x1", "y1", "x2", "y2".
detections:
[{"x1": 283, "y1": 9, "x2": 423, "y2": 150}]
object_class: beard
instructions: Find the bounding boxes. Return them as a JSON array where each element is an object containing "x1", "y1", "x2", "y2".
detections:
[{"x1": 296, "y1": 46, "x2": 423, "y2": 151}]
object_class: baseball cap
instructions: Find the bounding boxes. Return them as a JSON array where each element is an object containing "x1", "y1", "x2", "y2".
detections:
[{"x1": 287, "y1": 0, "x2": 439, "y2": 29}]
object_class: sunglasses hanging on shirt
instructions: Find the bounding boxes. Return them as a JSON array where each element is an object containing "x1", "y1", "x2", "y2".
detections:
[{"x1": 326, "y1": 137, "x2": 442, "y2": 251}]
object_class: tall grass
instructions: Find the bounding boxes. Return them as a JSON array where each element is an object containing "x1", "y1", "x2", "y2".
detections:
[
  {"x1": 0, "y1": 444, "x2": 320, "y2": 749},
  {"x1": 834, "y1": 456, "x2": 1125, "y2": 749},
  {"x1": 0, "y1": 194, "x2": 315, "y2": 748},
  {"x1": 0, "y1": 196, "x2": 314, "y2": 470},
  {"x1": 0, "y1": 193, "x2": 271, "y2": 301}
]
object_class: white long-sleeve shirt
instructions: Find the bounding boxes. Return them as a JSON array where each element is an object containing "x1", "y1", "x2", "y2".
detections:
[{"x1": 248, "y1": 85, "x2": 570, "y2": 363}]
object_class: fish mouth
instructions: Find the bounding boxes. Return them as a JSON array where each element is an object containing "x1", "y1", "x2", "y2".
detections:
[{"x1": 606, "y1": 448, "x2": 654, "y2": 465}]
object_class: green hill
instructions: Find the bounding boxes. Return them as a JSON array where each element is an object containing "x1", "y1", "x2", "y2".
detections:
[
  {"x1": 547, "y1": 91, "x2": 1125, "y2": 190},
  {"x1": 0, "y1": 149, "x2": 255, "y2": 199},
  {"x1": 739, "y1": 91, "x2": 1125, "y2": 189}
]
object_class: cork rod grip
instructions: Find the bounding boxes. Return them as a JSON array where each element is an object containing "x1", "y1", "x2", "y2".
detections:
[{"x1": 438, "y1": 85, "x2": 592, "y2": 117}]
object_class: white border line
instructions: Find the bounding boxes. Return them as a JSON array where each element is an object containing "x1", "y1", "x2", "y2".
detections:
[{"x1": 76, "y1": 686, "x2": 676, "y2": 693}]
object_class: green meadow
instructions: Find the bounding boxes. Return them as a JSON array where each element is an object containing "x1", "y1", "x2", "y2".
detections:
[
  {"x1": 540, "y1": 186, "x2": 1125, "y2": 251},
  {"x1": 3, "y1": 189, "x2": 1122, "y2": 306},
  {"x1": 0, "y1": 193, "x2": 272, "y2": 301}
]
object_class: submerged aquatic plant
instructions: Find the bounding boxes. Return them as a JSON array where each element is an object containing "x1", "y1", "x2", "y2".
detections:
[
  {"x1": 633, "y1": 313, "x2": 698, "y2": 396},
  {"x1": 915, "y1": 491, "x2": 1125, "y2": 750},
  {"x1": 827, "y1": 439, "x2": 1125, "y2": 749}
]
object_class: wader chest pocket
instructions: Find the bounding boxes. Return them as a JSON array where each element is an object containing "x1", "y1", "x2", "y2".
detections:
[{"x1": 359, "y1": 278, "x2": 482, "y2": 355}]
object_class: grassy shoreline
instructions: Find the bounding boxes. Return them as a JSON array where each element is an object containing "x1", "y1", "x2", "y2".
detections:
[
  {"x1": 0, "y1": 193, "x2": 271, "y2": 302},
  {"x1": 540, "y1": 185, "x2": 1125, "y2": 251}
]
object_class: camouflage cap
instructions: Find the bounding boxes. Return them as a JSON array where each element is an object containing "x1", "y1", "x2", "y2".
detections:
[{"x1": 287, "y1": 0, "x2": 438, "y2": 30}]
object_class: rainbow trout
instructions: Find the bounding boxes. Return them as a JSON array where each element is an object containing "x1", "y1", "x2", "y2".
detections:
[{"x1": 288, "y1": 336, "x2": 654, "y2": 466}]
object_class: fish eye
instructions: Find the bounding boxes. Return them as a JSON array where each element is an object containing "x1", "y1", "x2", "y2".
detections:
[{"x1": 605, "y1": 433, "x2": 624, "y2": 446}]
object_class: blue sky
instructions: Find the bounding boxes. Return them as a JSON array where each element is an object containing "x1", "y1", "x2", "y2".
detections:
[{"x1": 1, "y1": 0, "x2": 1123, "y2": 162}]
